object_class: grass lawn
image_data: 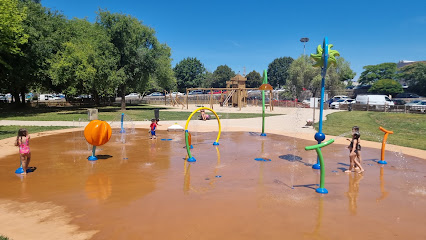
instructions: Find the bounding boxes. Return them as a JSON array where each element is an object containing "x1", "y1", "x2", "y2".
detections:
[
  {"x1": 316, "y1": 111, "x2": 426, "y2": 150},
  {"x1": 0, "y1": 104, "x2": 281, "y2": 122},
  {"x1": 0, "y1": 126, "x2": 72, "y2": 140}
]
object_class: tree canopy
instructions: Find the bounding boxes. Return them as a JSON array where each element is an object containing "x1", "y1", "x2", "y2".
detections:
[
  {"x1": 399, "y1": 62, "x2": 426, "y2": 96},
  {"x1": 286, "y1": 55, "x2": 321, "y2": 98},
  {"x1": 0, "y1": 0, "x2": 28, "y2": 67},
  {"x1": 358, "y1": 62, "x2": 397, "y2": 85},
  {"x1": 173, "y1": 57, "x2": 206, "y2": 92},
  {"x1": 245, "y1": 70, "x2": 262, "y2": 88},
  {"x1": 211, "y1": 65, "x2": 235, "y2": 88},
  {"x1": 286, "y1": 55, "x2": 355, "y2": 98},
  {"x1": 267, "y1": 56, "x2": 294, "y2": 88},
  {"x1": 368, "y1": 79, "x2": 403, "y2": 96},
  {"x1": 49, "y1": 18, "x2": 119, "y2": 104},
  {"x1": 0, "y1": 2, "x2": 175, "y2": 108}
]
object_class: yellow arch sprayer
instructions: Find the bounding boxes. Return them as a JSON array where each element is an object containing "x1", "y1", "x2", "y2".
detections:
[{"x1": 184, "y1": 107, "x2": 221, "y2": 162}]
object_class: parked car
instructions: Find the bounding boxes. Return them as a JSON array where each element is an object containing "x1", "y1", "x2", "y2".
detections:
[
  {"x1": 205, "y1": 90, "x2": 221, "y2": 94},
  {"x1": 405, "y1": 100, "x2": 422, "y2": 106},
  {"x1": 171, "y1": 92, "x2": 184, "y2": 97},
  {"x1": 0, "y1": 94, "x2": 7, "y2": 103},
  {"x1": 410, "y1": 100, "x2": 426, "y2": 112},
  {"x1": 395, "y1": 93, "x2": 421, "y2": 98},
  {"x1": 39, "y1": 94, "x2": 61, "y2": 101},
  {"x1": 355, "y1": 95, "x2": 394, "y2": 106},
  {"x1": 327, "y1": 95, "x2": 349, "y2": 106},
  {"x1": 125, "y1": 93, "x2": 140, "y2": 98},
  {"x1": 392, "y1": 99, "x2": 406, "y2": 105},
  {"x1": 188, "y1": 90, "x2": 204, "y2": 95},
  {"x1": 148, "y1": 92, "x2": 164, "y2": 97},
  {"x1": 330, "y1": 99, "x2": 355, "y2": 109}
]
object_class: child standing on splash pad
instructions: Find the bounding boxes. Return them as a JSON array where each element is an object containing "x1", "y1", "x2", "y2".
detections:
[
  {"x1": 346, "y1": 130, "x2": 364, "y2": 173},
  {"x1": 15, "y1": 129, "x2": 31, "y2": 175},
  {"x1": 150, "y1": 119, "x2": 157, "y2": 139}
]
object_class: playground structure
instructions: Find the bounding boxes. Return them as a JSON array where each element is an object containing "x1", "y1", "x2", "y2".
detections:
[{"x1": 184, "y1": 74, "x2": 273, "y2": 110}]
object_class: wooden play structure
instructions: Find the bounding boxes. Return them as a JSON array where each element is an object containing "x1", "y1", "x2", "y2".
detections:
[{"x1": 185, "y1": 74, "x2": 273, "y2": 110}]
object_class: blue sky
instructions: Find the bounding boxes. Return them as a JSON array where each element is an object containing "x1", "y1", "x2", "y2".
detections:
[{"x1": 42, "y1": 0, "x2": 426, "y2": 80}]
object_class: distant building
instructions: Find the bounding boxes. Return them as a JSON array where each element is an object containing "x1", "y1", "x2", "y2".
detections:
[{"x1": 397, "y1": 60, "x2": 417, "y2": 68}]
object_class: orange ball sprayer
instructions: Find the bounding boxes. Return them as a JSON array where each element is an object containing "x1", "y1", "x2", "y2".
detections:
[{"x1": 84, "y1": 120, "x2": 112, "y2": 160}]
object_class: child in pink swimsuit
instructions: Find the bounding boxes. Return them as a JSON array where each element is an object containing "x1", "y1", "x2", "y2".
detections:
[{"x1": 15, "y1": 129, "x2": 31, "y2": 175}]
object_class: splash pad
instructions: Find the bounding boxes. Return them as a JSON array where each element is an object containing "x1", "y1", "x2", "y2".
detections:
[{"x1": 1, "y1": 130, "x2": 425, "y2": 239}]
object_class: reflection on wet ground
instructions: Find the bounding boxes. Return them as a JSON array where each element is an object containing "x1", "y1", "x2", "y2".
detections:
[{"x1": 1, "y1": 130, "x2": 426, "y2": 239}]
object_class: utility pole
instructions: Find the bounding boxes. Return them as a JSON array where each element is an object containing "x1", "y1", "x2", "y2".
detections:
[{"x1": 300, "y1": 37, "x2": 309, "y2": 55}]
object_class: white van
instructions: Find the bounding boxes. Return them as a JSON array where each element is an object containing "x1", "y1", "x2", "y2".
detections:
[
  {"x1": 355, "y1": 95, "x2": 394, "y2": 106},
  {"x1": 39, "y1": 94, "x2": 61, "y2": 101}
]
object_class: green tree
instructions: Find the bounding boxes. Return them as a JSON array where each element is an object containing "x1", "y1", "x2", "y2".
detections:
[
  {"x1": 200, "y1": 71, "x2": 213, "y2": 88},
  {"x1": 0, "y1": 0, "x2": 28, "y2": 67},
  {"x1": 399, "y1": 62, "x2": 426, "y2": 96},
  {"x1": 368, "y1": 79, "x2": 403, "y2": 96},
  {"x1": 245, "y1": 70, "x2": 262, "y2": 88},
  {"x1": 212, "y1": 65, "x2": 235, "y2": 88},
  {"x1": 358, "y1": 62, "x2": 397, "y2": 85},
  {"x1": 0, "y1": 1, "x2": 68, "y2": 106},
  {"x1": 286, "y1": 56, "x2": 354, "y2": 98},
  {"x1": 325, "y1": 57, "x2": 356, "y2": 96},
  {"x1": 49, "y1": 18, "x2": 120, "y2": 104},
  {"x1": 286, "y1": 55, "x2": 321, "y2": 98},
  {"x1": 267, "y1": 56, "x2": 294, "y2": 88},
  {"x1": 97, "y1": 10, "x2": 174, "y2": 110},
  {"x1": 173, "y1": 57, "x2": 206, "y2": 92}
]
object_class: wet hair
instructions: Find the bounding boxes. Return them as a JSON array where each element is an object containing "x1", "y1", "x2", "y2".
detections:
[
  {"x1": 353, "y1": 132, "x2": 360, "y2": 139},
  {"x1": 352, "y1": 126, "x2": 360, "y2": 132},
  {"x1": 15, "y1": 128, "x2": 27, "y2": 146},
  {"x1": 151, "y1": 119, "x2": 156, "y2": 122}
]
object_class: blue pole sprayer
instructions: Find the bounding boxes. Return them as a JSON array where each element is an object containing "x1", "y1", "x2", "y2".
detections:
[
  {"x1": 15, "y1": 161, "x2": 24, "y2": 174},
  {"x1": 120, "y1": 113, "x2": 125, "y2": 133},
  {"x1": 88, "y1": 145, "x2": 98, "y2": 161},
  {"x1": 310, "y1": 37, "x2": 340, "y2": 170}
]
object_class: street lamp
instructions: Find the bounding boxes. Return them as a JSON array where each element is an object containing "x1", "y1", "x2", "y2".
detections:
[{"x1": 300, "y1": 37, "x2": 309, "y2": 55}]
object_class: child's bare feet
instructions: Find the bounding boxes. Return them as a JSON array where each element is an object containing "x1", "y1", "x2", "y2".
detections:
[
  {"x1": 357, "y1": 169, "x2": 365, "y2": 173},
  {"x1": 344, "y1": 169, "x2": 354, "y2": 173},
  {"x1": 21, "y1": 172, "x2": 27, "y2": 175}
]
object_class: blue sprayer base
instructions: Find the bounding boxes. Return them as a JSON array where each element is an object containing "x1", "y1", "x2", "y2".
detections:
[
  {"x1": 15, "y1": 167, "x2": 24, "y2": 174},
  {"x1": 260, "y1": 133, "x2": 267, "y2": 137},
  {"x1": 187, "y1": 157, "x2": 196, "y2": 162},
  {"x1": 120, "y1": 130, "x2": 126, "y2": 133},
  {"x1": 213, "y1": 142, "x2": 219, "y2": 146},
  {"x1": 312, "y1": 163, "x2": 321, "y2": 169},
  {"x1": 378, "y1": 160, "x2": 387, "y2": 164},
  {"x1": 190, "y1": 145, "x2": 193, "y2": 149},
  {"x1": 316, "y1": 188, "x2": 328, "y2": 194},
  {"x1": 88, "y1": 156, "x2": 98, "y2": 161}
]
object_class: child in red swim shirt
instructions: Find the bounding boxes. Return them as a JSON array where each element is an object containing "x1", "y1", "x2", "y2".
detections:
[{"x1": 150, "y1": 119, "x2": 157, "y2": 139}]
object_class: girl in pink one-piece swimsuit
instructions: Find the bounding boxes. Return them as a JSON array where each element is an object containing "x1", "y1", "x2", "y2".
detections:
[{"x1": 15, "y1": 129, "x2": 31, "y2": 175}]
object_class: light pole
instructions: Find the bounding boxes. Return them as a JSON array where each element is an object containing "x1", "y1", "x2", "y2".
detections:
[{"x1": 300, "y1": 37, "x2": 309, "y2": 55}]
